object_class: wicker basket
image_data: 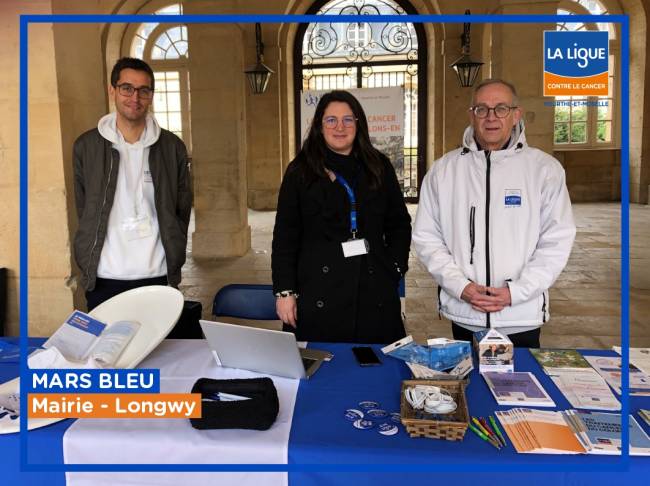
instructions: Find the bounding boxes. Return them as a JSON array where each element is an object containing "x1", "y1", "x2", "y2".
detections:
[{"x1": 400, "y1": 379, "x2": 470, "y2": 441}]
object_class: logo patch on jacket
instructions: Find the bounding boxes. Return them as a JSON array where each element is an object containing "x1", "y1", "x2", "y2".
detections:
[{"x1": 504, "y1": 189, "x2": 521, "y2": 208}]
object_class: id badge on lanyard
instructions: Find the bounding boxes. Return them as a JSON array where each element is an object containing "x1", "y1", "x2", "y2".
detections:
[{"x1": 333, "y1": 172, "x2": 369, "y2": 258}]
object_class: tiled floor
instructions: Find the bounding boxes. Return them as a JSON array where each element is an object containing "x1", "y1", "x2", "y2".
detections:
[{"x1": 180, "y1": 203, "x2": 650, "y2": 349}]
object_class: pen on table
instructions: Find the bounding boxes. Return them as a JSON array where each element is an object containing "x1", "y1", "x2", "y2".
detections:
[
  {"x1": 204, "y1": 392, "x2": 251, "y2": 402},
  {"x1": 479, "y1": 417, "x2": 500, "y2": 444},
  {"x1": 472, "y1": 417, "x2": 501, "y2": 449},
  {"x1": 479, "y1": 417, "x2": 504, "y2": 445},
  {"x1": 472, "y1": 417, "x2": 493, "y2": 440},
  {"x1": 489, "y1": 415, "x2": 508, "y2": 447},
  {"x1": 468, "y1": 423, "x2": 501, "y2": 450}
]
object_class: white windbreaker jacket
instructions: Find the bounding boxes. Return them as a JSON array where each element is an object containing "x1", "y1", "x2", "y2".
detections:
[{"x1": 413, "y1": 122, "x2": 576, "y2": 332}]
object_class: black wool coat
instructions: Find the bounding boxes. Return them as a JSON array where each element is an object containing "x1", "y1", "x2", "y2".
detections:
[{"x1": 271, "y1": 150, "x2": 411, "y2": 344}]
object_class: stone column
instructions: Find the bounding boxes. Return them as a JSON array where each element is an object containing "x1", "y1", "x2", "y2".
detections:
[
  {"x1": 27, "y1": 19, "x2": 76, "y2": 336},
  {"x1": 490, "y1": 0, "x2": 560, "y2": 155},
  {"x1": 187, "y1": 21, "x2": 251, "y2": 258},
  {"x1": 245, "y1": 23, "x2": 283, "y2": 210}
]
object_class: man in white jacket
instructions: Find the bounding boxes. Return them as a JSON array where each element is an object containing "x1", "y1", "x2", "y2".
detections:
[{"x1": 413, "y1": 79, "x2": 576, "y2": 347}]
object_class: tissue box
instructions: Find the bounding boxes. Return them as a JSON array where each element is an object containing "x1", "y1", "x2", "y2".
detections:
[{"x1": 473, "y1": 329, "x2": 514, "y2": 373}]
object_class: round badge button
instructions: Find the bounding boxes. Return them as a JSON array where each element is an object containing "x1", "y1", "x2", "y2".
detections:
[
  {"x1": 344, "y1": 409, "x2": 364, "y2": 421},
  {"x1": 353, "y1": 419, "x2": 375, "y2": 430},
  {"x1": 390, "y1": 412, "x2": 402, "y2": 424},
  {"x1": 366, "y1": 409, "x2": 388, "y2": 418},
  {"x1": 378, "y1": 423, "x2": 399, "y2": 436},
  {"x1": 358, "y1": 401, "x2": 380, "y2": 410}
]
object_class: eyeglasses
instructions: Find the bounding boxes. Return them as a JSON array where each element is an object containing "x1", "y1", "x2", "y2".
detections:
[
  {"x1": 323, "y1": 115, "x2": 357, "y2": 129},
  {"x1": 469, "y1": 104, "x2": 517, "y2": 119},
  {"x1": 116, "y1": 83, "x2": 154, "y2": 99}
]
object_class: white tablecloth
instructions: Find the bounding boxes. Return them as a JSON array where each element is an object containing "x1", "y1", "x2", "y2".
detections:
[{"x1": 63, "y1": 340, "x2": 298, "y2": 486}]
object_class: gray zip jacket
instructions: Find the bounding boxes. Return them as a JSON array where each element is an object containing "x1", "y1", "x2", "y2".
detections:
[{"x1": 72, "y1": 126, "x2": 192, "y2": 291}]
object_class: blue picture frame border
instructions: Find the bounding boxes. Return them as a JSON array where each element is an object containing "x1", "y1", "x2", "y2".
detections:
[{"x1": 18, "y1": 12, "x2": 630, "y2": 473}]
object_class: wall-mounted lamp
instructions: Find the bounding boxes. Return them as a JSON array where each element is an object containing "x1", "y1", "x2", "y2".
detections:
[
  {"x1": 244, "y1": 23, "x2": 275, "y2": 95},
  {"x1": 449, "y1": 10, "x2": 484, "y2": 88}
]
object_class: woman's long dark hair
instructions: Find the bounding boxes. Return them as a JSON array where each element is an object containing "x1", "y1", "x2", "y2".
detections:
[{"x1": 297, "y1": 90, "x2": 384, "y2": 189}]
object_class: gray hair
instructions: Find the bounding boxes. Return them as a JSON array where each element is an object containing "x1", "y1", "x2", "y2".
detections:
[{"x1": 471, "y1": 78, "x2": 519, "y2": 107}]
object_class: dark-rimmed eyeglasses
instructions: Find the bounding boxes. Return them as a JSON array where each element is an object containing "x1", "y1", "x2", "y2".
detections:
[
  {"x1": 323, "y1": 115, "x2": 357, "y2": 129},
  {"x1": 469, "y1": 104, "x2": 517, "y2": 119},
  {"x1": 116, "y1": 83, "x2": 154, "y2": 99}
]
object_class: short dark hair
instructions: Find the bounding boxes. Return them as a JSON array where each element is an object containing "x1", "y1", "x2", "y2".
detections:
[{"x1": 110, "y1": 57, "x2": 155, "y2": 90}]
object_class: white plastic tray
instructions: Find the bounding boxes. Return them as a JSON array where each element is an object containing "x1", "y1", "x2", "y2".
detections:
[{"x1": 0, "y1": 285, "x2": 184, "y2": 434}]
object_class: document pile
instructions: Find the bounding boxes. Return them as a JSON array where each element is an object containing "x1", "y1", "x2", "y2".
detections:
[
  {"x1": 583, "y1": 355, "x2": 650, "y2": 396},
  {"x1": 495, "y1": 408, "x2": 585, "y2": 454},
  {"x1": 496, "y1": 408, "x2": 650, "y2": 455},
  {"x1": 381, "y1": 336, "x2": 472, "y2": 379},
  {"x1": 39, "y1": 310, "x2": 141, "y2": 369},
  {"x1": 530, "y1": 349, "x2": 620, "y2": 410},
  {"x1": 566, "y1": 410, "x2": 650, "y2": 456}
]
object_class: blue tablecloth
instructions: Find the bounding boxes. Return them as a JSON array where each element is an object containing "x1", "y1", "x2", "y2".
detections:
[{"x1": 2, "y1": 338, "x2": 649, "y2": 485}]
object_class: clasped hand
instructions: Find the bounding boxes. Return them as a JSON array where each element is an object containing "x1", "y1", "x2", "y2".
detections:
[{"x1": 461, "y1": 282, "x2": 511, "y2": 313}]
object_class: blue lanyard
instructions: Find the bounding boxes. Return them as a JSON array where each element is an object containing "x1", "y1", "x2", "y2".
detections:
[{"x1": 333, "y1": 172, "x2": 358, "y2": 238}]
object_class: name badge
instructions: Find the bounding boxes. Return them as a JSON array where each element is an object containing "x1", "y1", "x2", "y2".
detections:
[
  {"x1": 121, "y1": 215, "x2": 153, "y2": 241},
  {"x1": 342, "y1": 238, "x2": 369, "y2": 258},
  {"x1": 504, "y1": 189, "x2": 521, "y2": 208}
]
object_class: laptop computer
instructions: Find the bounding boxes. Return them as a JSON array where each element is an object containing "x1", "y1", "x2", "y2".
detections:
[{"x1": 199, "y1": 320, "x2": 327, "y2": 379}]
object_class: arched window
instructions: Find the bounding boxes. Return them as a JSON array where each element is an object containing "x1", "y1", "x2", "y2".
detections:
[
  {"x1": 124, "y1": 3, "x2": 191, "y2": 150},
  {"x1": 294, "y1": 0, "x2": 427, "y2": 201},
  {"x1": 554, "y1": 0, "x2": 619, "y2": 148}
]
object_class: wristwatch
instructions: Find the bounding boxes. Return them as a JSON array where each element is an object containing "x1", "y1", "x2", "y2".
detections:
[{"x1": 275, "y1": 290, "x2": 297, "y2": 298}]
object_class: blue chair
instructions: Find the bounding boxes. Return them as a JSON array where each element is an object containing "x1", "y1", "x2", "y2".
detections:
[{"x1": 212, "y1": 284, "x2": 278, "y2": 321}]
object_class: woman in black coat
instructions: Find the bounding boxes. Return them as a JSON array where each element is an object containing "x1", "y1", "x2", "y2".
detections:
[{"x1": 271, "y1": 90, "x2": 411, "y2": 344}]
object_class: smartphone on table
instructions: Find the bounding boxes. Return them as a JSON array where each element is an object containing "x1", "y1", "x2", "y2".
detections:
[{"x1": 352, "y1": 346, "x2": 382, "y2": 366}]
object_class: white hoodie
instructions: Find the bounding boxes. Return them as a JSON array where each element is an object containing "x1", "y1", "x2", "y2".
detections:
[
  {"x1": 412, "y1": 122, "x2": 576, "y2": 334},
  {"x1": 96, "y1": 113, "x2": 167, "y2": 280}
]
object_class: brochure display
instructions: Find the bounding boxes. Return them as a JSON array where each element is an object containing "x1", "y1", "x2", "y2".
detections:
[
  {"x1": 0, "y1": 285, "x2": 184, "y2": 434},
  {"x1": 497, "y1": 408, "x2": 650, "y2": 456},
  {"x1": 530, "y1": 348, "x2": 621, "y2": 410}
]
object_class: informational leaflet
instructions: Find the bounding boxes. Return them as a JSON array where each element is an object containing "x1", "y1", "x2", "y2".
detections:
[
  {"x1": 530, "y1": 348, "x2": 591, "y2": 372},
  {"x1": 550, "y1": 369, "x2": 620, "y2": 410},
  {"x1": 583, "y1": 355, "x2": 650, "y2": 396},
  {"x1": 567, "y1": 410, "x2": 650, "y2": 456},
  {"x1": 43, "y1": 311, "x2": 106, "y2": 361},
  {"x1": 483, "y1": 372, "x2": 555, "y2": 407},
  {"x1": 613, "y1": 347, "x2": 650, "y2": 376},
  {"x1": 41, "y1": 311, "x2": 140, "y2": 368}
]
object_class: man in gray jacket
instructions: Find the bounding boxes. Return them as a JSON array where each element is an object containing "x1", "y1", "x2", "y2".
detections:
[{"x1": 73, "y1": 57, "x2": 192, "y2": 310}]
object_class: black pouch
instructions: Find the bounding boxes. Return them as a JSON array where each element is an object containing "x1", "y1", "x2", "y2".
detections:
[{"x1": 190, "y1": 377, "x2": 279, "y2": 430}]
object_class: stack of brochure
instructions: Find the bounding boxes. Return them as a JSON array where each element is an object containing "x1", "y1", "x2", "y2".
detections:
[
  {"x1": 530, "y1": 349, "x2": 620, "y2": 410},
  {"x1": 583, "y1": 355, "x2": 650, "y2": 396},
  {"x1": 496, "y1": 408, "x2": 650, "y2": 455},
  {"x1": 482, "y1": 372, "x2": 555, "y2": 407},
  {"x1": 495, "y1": 408, "x2": 585, "y2": 454},
  {"x1": 566, "y1": 410, "x2": 650, "y2": 455}
]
